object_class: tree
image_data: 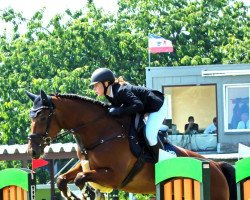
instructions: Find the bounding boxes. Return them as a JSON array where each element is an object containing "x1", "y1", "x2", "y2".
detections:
[
  {"x1": 117, "y1": 0, "x2": 250, "y2": 66},
  {"x1": 0, "y1": 0, "x2": 249, "y2": 166}
]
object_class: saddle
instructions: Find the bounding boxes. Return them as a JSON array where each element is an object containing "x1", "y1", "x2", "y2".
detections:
[{"x1": 128, "y1": 114, "x2": 177, "y2": 163}]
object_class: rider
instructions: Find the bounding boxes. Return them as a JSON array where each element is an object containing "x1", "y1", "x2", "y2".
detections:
[{"x1": 90, "y1": 67, "x2": 168, "y2": 161}]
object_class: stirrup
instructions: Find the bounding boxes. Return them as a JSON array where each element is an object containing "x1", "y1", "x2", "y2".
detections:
[{"x1": 150, "y1": 141, "x2": 164, "y2": 162}]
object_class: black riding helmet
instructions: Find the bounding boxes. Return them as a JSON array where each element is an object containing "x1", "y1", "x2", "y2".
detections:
[
  {"x1": 90, "y1": 68, "x2": 115, "y2": 95},
  {"x1": 90, "y1": 68, "x2": 115, "y2": 86}
]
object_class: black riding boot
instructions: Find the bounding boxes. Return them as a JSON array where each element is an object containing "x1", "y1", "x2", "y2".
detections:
[{"x1": 150, "y1": 141, "x2": 164, "y2": 162}]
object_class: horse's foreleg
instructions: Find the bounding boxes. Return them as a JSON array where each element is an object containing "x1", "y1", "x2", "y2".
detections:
[
  {"x1": 57, "y1": 162, "x2": 83, "y2": 198},
  {"x1": 95, "y1": 189, "x2": 105, "y2": 200},
  {"x1": 74, "y1": 168, "x2": 116, "y2": 189}
]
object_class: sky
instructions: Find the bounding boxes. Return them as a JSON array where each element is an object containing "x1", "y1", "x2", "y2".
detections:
[
  {"x1": 0, "y1": 0, "x2": 249, "y2": 34},
  {"x1": 0, "y1": 0, "x2": 118, "y2": 34},
  {"x1": 0, "y1": 0, "x2": 249, "y2": 19},
  {"x1": 0, "y1": 0, "x2": 118, "y2": 19},
  {"x1": 0, "y1": 0, "x2": 249, "y2": 17}
]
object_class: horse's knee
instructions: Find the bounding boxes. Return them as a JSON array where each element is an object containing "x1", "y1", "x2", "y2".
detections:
[
  {"x1": 57, "y1": 175, "x2": 68, "y2": 191},
  {"x1": 74, "y1": 173, "x2": 86, "y2": 189}
]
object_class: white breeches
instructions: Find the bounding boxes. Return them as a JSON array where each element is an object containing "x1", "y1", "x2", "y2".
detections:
[{"x1": 145, "y1": 98, "x2": 168, "y2": 146}]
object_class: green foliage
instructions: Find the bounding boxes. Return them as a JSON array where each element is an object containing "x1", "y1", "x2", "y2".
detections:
[
  {"x1": 34, "y1": 168, "x2": 50, "y2": 184},
  {"x1": 0, "y1": 0, "x2": 249, "y2": 189},
  {"x1": 0, "y1": 160, "x2": 22, "y2": 170},
  {"x1": 117, "y1": 191, "x2": 155, "y2": 200}
]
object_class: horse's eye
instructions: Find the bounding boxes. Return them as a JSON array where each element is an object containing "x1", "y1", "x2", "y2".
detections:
[{"x1": 40, "y1": 116, "x2": 47, "y2": 121}]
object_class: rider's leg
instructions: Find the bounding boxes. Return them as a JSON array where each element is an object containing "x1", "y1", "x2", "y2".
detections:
[{"x1": 145, "y1": 98, "x2": 168, "y2": 161}]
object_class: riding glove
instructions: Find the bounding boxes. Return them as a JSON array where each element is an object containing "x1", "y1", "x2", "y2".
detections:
[{"x1": 108, "y1": 107, "x2": 122, "y2": 116}]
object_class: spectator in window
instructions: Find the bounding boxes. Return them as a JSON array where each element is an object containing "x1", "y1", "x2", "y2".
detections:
[
  {"x1": 184, "y1": 116, "x2": 199, "y2": 134},
  {"x1": 204, "y1": 117, "x2": 217, "y2": 134},
  {"x1": 237, "y1": 112, "x2": 249, "y2": 129}
]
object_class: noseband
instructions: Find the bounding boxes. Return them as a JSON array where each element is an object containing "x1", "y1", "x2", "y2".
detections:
[{"x1": 28, "y1": 107, "x2": 56, "y2": 147}]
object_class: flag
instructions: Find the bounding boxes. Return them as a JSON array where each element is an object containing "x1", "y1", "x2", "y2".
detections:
[
  {"x1": 148, "y1": 34, "x2": 173, "y2": 53},
  {"x1": 32, "y1": 158, "x2": 48, "y2": 171}
]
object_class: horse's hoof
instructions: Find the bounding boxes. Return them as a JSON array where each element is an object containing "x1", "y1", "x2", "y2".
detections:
[
  {"x1": 95, "y1": 190, "x2": 105, "y2": 200},
  {"x1": 74, "y1": 173, "x2": 86, "y2": 189},
  {"x1": 57, "y1": 176, "x2": 68, "y2": 192}
]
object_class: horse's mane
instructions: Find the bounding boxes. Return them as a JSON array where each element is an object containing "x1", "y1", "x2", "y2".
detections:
[{"x1": 54, "y1": 93, "x2": 110, "y2": 108}]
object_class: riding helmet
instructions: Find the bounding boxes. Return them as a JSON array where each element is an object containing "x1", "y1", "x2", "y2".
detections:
[{"x1": 90, "y1": 68, "x2": 115, "y2": 86}]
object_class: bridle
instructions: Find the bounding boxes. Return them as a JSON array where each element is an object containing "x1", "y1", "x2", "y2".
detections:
[
  {"x1": 28, "y1": 105, "x2": 108, "y2": 148},
  {"x1": 28, "y1": 106, "x2": 57, "y2": 147},
  {"x1": 27, "y1": 94, "x2": 127, "y2": 158}
]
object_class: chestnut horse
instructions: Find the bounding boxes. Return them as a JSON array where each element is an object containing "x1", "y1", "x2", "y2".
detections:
[{"x1": 26, "y1": 90, "x2": 236, "y2": 200}]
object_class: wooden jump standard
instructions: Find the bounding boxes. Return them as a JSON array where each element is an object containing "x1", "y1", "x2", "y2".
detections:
[
  {"x1": 155, "y1": 157, "x2": 210, "y2": 200},
  {"x1": 235, "y1": 157, "x2": 250, "y2": 200},
  {"x1": 0, "y1": 168, "x2": 36, "y2": 200}
]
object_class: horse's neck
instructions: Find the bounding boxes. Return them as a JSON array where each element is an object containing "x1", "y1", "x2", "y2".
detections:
[
  {"x1": 55, "y1": 98, "x2": 131, "y2": 145},
  {"x1": 55, "y1": 98, "x2": 103, "y2": 128}
]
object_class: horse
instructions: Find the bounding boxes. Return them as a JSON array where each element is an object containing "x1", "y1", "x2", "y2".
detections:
[{"x1": 26, "y1": 90, "x2": 236, "y2": 200}]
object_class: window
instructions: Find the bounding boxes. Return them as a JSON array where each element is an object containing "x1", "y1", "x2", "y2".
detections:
[
  {"x1": 163, "y1": 84, "x2": 216, "y2": 133},
  {"x1": 224, "y1": 84, "x2": 250, "y2": 132}
]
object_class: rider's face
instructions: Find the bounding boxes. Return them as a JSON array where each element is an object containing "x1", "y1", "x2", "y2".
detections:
[{"x1": 93, "y1": 82, "x2": 104, "y2": 96}]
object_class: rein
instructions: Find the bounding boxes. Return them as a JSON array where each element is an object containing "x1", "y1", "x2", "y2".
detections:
[
  {"x1": 28, "y1": 108, "x2": 108, "y2": 147},
  {"x1": 60, "y1": 112, "x2": 108, "y2": 144}
]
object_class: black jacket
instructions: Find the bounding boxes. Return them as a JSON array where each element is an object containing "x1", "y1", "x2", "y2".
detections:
[
  {"x1": 106, "y1": 83, "x2": 164, "y2": 115},
  {"x1": 184, "y1": 123, "x2": 199, "y2": 132}
]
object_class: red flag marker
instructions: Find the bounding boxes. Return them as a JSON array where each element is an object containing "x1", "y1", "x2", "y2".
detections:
[{"x1": 32, "y1": 159, "x2": 48, "y2": 171}]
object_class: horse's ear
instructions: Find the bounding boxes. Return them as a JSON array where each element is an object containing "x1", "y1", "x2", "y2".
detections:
[
  {"x1": 40, "y1": 90, "x2": 49, "y2": 104},
  {"x1": 26, "y1": 91, "x2": 38, "y2": 102}
]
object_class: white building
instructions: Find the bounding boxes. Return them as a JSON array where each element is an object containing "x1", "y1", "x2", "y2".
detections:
[{"x1": 146, "y1": 64, "x2": 250, "y2": 152}]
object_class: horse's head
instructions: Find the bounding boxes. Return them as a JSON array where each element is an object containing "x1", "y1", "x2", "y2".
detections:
[{"x1": 26, "y1": 90, "x2": 59, "y2": 159}]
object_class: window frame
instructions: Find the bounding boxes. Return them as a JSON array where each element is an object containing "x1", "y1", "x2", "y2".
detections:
[{"x1": 223, "y1": 83, "x2": 250, "y2": 133}]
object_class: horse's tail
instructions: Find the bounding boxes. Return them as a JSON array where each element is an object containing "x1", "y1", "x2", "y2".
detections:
[{"x1": 219, "y1": 162, "x2": 237, "y2": 200}]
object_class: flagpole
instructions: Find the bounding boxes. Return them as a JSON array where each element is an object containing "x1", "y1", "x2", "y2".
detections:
[
  {"x1": 148, "y1": 34, "x2": 151, "y2": 67},
  {"x1": 148, "y1": 50, "x2": 151, "y2": 67}
]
